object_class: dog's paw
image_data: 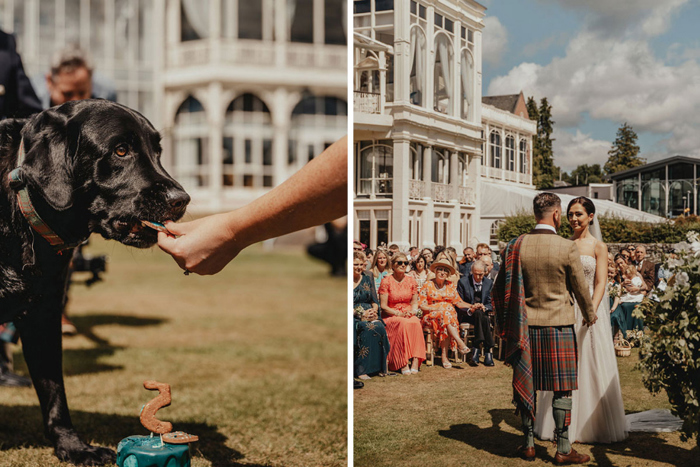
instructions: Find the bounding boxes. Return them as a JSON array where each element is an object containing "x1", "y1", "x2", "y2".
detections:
[{"x1": 55, "y1": 439, "x2": 116, "y2": 466}]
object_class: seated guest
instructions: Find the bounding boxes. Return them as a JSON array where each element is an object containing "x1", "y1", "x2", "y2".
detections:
[
  {"x1": 370, "y1": 249, "x2": 391, "y2": 291},
  {"x1": 476, "y1": 243, "x2": 500, "y2": 274},
  {"x1": 619, "y1": 246, "x2": 632, "y2": 264},
  {"x1": 618, "y1": 265, "x2": 646, "y2": 341},
  {"x1": 408, "y1": 246, "x2": 420, "y2": 262},
  {"x1": 421, "y1": 248, "x2": 434, "y2": 265},
  {"x1": 353, "y1": 251, "x2": 390, "y2": 381},
  {"x1": 353, "y1": 240, "x2": 364, "y2": 253},
  {"x1": 407, "y1": 254, "x2": 429, "y2": 289},
  {"x1": 419, "y1": 259, "x2": 470, "y2": 368},
  {"x1": 634, "y1": 245, "x2": 655, "y2": 291},
  {"x1": 614, "y1": 253, "x2": 627, "y2": 283},
  {"x1": 607, "y1": 260, "x2": 624, "y2": 345},
  {"x1": 378, "y1": 254, "x2": 426, "y2": 375},
  {"x1": 427, "y1": 251, "x2": 460, "y2": 283},
  {"x1": 481, "y1": 255, "x2": 498, "y2": 281},
  {"x1": 388, "y1": 244, "x2": 400, "y2": 257},
  {"x1": 457, "y1": 260, "x2": 495, "y2": 366},
  {"x1": 459, "y1": 247, "x2": 475, "y2": 276},
  {"x1": 364, "y1": 248, "x2": 374, "y2": 272}
]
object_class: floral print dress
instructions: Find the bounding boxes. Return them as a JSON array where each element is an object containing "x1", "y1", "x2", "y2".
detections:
[{"x1": 419, "y1": 280, "x2": 462, "y2": 351}]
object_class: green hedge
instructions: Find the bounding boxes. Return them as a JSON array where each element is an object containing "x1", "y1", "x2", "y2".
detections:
[{"x1": 497, "y1": 213, "x2": 700, "y2": 244}]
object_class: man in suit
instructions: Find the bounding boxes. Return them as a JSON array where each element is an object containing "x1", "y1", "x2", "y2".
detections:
[
  {"x1": 457, "y1": 260, "x2": 495, "y2": 366},
  {"x1": 458, "y1": 246, "x2": 475, "y2": 276},
  {"x1": 494, "y1": 192, "x2": 596, "y2": 464},
  {"x1": 634, "y1": 245, "x2": 655, "y2": 291}
]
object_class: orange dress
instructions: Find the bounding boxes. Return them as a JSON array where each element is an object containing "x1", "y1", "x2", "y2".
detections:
[
  {"x1": 378, "y1": 274, "x2": 426, "y2": 371},
  {"x1": 419, "y1": 280, "x2": 462, "y2": 351}
]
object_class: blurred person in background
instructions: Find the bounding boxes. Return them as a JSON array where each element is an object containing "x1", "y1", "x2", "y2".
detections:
[
  {"x1": 34, "y1": 44, "x2": 116, "y2": 108},
  {"x1": 370, "y1": 249, "x2": 391, "y2": 291},
  {"x1": 421, "y1": 247, "x2": 434, "y2": 265},
  {"x1": 407, "y1": 254, "x2": 429, "y2": 289},
  {"x1": 353, "y1": 251, "x2": 390, "y2": 382},
  {"x1": 0, "y1": 28, "x2": 41, "y2": 387},
  {"x1": 459, "y1": 246, "x2": 475, "y2": 276}
]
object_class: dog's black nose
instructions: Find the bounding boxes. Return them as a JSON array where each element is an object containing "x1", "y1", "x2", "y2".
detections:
[{"x1": 167, "y1": 189, "x2": 190, "y2": 216}]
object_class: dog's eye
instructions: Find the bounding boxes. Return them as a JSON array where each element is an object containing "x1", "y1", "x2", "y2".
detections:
[{"x1": 115, "y1": 144, "x2": 129, "y2": 157}]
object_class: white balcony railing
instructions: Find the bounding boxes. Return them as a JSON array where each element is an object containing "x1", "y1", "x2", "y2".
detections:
[
  {"x1": 354, "y1": 91, "x2": 380, "y2": 114},
  {"x1": 458, "y1": 186, "x2": 476, "y2": 205},
  {"x1": 167, "y1": 41, "x2": 347, "y2": 70},
  {"x1": 409, "y1": 179, "x2": 425, "y2": 199},
  {"x1": 519, "y1": 173, "x2": 532, "y2": 185},
  {"x1": 489, "y1": 168, "x2": 504, "y2": 180},
  {"x1": 431, "y1": 182, "x2": 451, "y2": 202},
  {"x1": 505, "y1": 170, "x2": 518, "y2": 182},
  {"x1": 481, "y1": 165, "x2": 489, "y2": 177}
]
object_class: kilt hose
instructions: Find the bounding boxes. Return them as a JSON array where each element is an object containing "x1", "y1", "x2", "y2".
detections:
[{"x1": 528, "y1": 325, "x2": 578, "y2": 393}]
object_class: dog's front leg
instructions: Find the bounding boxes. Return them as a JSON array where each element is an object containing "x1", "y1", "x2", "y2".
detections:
[{"x1": 17, "y1": 308, "x2": 116, "y2": 466}]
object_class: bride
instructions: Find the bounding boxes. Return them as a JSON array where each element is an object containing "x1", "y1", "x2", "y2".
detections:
[{"x1": 534, "y1": 196, "x2": 629, "y2": 443}]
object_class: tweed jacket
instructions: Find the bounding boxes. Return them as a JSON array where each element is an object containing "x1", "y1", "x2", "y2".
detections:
[
  {"x1": 636, "y1": 259, "x2": 656, "y2": 291},
  {"x1": 519, "y1": 229, "x2": 595, "y2": 326}
]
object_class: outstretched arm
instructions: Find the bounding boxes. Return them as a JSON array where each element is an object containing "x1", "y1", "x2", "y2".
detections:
[{"x1": 158, "y1": 136, "x2": 347, "y2": 275}]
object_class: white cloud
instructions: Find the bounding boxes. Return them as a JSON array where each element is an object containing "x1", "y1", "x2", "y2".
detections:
[
  {"x1": 522, "y1": 32, "x2": 569, "y2": 57},
  {"x1": 553, "y1": 129, "x2": 611, "y2": 172},
  {"x1": 483, "y1": 16, "x2": 508, "y2": 65},
  {"x1": 488, "y1": 1, "x2": 700, "y2": 165}
]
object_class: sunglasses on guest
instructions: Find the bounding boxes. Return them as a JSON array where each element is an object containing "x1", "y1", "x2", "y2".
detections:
[{"x1": 394, "y1": 261, "x2": 409, "y2": 266}]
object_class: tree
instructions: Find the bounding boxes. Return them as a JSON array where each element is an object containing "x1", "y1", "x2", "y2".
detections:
[
  {"x1": 528, "y1": 96, "x2": 557, "y2": 189},
  {"x1": 569, "y1": 163, "x2": 604, "y2": 185},
  {"x1": 604, "y1": 123, "x2": 644, "y2": 175}
]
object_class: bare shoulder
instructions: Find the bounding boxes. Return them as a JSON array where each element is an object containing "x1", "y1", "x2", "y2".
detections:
[{"x1": 594, "y1": 239, "x2": 609, "y2": 259}]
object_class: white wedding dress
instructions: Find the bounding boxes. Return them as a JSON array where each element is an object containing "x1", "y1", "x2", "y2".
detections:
[{"x1": 534, "y1": 255, "x2": 629, "y2": 443}]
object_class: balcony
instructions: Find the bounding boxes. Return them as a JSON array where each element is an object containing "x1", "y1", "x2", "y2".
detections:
[
  {"x1": 519, "y1": 173, "x2": 532, "y2": 185},
  {"x1": 354, "y1": 91, "x2": 381, "y2": 114},
  {"x1": 431, "y1": 182, "x2": 452, "y2": 203},
  {"x1": 409, "y1": 179, "x2": 426, "y2": 199},
  {"x1": 458, "y1": 186, "x2": 476, "y2": 206},
  {"x1": 167, "y1": 40, "x2": 346, "y2": 70},
  {"x1": 505, "y1": 170, "x2": 518, "y2": 182}
]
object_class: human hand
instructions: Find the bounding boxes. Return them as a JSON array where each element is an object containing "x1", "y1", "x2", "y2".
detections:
[
  {"x1": 157, "y1": 212, "x2": 245, "y2": 275},
  {"x1": 583, "y1": 316, "x2": 598, "y2": 326}
]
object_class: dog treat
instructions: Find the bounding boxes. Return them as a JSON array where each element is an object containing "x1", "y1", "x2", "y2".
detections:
[
  {"x1": 140, "y1": 380, "x2": 173, "y2": 435},
  {"x1": 140, "y1": 220, "x2": 169, "y2": 233},
  {"x1": 162, "y1": 431, "x2": 199, "y2": 444}
]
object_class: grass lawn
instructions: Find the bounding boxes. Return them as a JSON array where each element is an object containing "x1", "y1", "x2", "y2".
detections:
[
  {"x1": 1, "y1": 236, "x2": 347, "y2": 467},
  {"x1": 354, "y1": 349, "x2": 697, "y2": 467}
]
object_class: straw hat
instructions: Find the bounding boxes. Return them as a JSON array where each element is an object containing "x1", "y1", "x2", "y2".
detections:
[{"x1": 429, "y1": 258, "x2": 455, "y2": 276}]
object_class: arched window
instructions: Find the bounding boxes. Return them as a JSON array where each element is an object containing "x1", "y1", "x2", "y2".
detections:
[
  {"x1": 641, "y1": 181, "x2": 666, "y2": 217},
  {"x1": 432, "y1": 148, "x2": 450, "y2": 184},
  {"x1": 616, "y1": 179, "x2": 639, "y2": 210},
  {"x1": 433, "y1": 34, "x2": 453, "y2": 115},
  {"x1": 519, "y1": 139, "x2": 528, "y2": 174},
  {"x1": 173, "y1": 96, "x2": 208, "y2": 189},
  {"x1": 357, "y1": 141, "x2": 393, "y2": 197},
  {"x1": 490, "y1": 131, "x2": 501, "y2": 169},
  {"x1": 458, "y1": 153, "x2": 468, "y2": 186},
  {"x1": 290, "y1": 95, "x2": 348, "y2": 171},
  {"x1": 505, "y1": 136, "x2": 515, "y2": 171},
  {"x1": 460, "y1": 49, "x2": 474, "y2": 120},
  {"x1": 223, "y1": 93, "x2": 273, "y2": 188},
  {"x1": 410, "y1": 143, "x2": 423, "y2": 180},
  {"x1": 409, "y1": 26, "x2": 426, "y2": 106},
  {"x1": 669, "y1": 180, "x2": 694, "y2": 217}
]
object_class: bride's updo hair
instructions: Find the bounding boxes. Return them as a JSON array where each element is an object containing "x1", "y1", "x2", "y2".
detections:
[{"x1": 567, "y1": 196, "x2": 596, "y2": 225}]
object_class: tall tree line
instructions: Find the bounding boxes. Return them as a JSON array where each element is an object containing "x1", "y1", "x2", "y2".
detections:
[{"x1": 526, "y1": 97, "x2": 557, "y2": 189}]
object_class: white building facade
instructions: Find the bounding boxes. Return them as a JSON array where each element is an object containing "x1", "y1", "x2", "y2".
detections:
[
  {"x1": 353, "y1": 0, "x2": 535, "y2": 251},
  {"x1": 1, "y1": 0, "x2": 348, "y2": 213}
]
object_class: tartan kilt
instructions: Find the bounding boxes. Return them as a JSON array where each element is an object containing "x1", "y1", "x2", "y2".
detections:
[{"x1": 528, "y1": 325, "x2": 578, "y2": 392}]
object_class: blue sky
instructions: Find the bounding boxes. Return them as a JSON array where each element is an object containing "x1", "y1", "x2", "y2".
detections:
[{"x1": 480, "y1": 0, "x2": 700, "y2": 172}]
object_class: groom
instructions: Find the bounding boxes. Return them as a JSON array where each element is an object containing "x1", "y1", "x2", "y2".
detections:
[{"x1": 494, "y1": 193, "x2": 597, "y2": 464}]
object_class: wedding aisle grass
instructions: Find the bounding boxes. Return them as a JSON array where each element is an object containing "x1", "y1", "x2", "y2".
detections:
[
  {"x1": 0, "y1": 236, "x2": 347, "y2": 467},
  {"x1": 354, "y1": 350, "x2": 697, "y2": 467}
]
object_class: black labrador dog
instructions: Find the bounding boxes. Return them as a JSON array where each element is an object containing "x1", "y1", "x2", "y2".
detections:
[{"x1": 0, "y1": 99, "x2": 189, "y2": 465}]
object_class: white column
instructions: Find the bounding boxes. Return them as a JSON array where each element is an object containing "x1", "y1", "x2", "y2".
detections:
[
  {"x1": 25, "y1": 0, "x2": 38, "y2": 62},
  {"x1": 209, "y1": 0, "x2": 221, "y2": 64},
  {"x1": 379, "y1": 50, "x2": 386, "y2": 112},
  {"x1": 80, "y1": 0, "x2": 90, "y2": 50},
  {"x1": 313, "y1": 0, "x2": 323, "y2": 44},
  {"x1": 56, "y1": 0, "x2": 66, "y2": 47},
  {"x1": 105, "y1": 0, "x2": 116, "y2": 73},
  {"x1": 392, "y1": 137, "x2": 411, "y2": 250},
  {"x1": 425, "y1": 4, "x2": 435, "y2": 112},
  {"x1": 449, "y1": 150, "x2": 460, "y2": 250},
  {"x1": 474, "y1": 29, "x2": 483, "y2": 124},
  {"x1": 2, "y1": 0, "x2": 13, "y2": 33},
  {"x1": 208, "y1": 82, "x2": 224, "y2": 211},
  {"x1": 272, "y1": 87, "x2": 290, "y2": 187},
  {"x1": 422, "y1": 145, "x2": 435, "y2": 248},
  {"x1": 452, "y1": 20, "x2": 460, "y2": 117},
  {"x1": 274, "y1": 0, "x2": 286, "y2": 67},
  {"x1": 393, "y1": 0, "x2": 411, "y2": 105},
  {"x1": 469, "y1": 153, "x2": 483, "y2": 245},
  {"x1": 500, "y1": 128, "x2": 506, "y2": 180},
  {"x1": 152, "y1": 0, "x2": 166, "y2": 131}
]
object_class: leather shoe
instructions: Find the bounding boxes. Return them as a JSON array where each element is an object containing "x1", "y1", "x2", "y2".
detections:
[
  {"x1": 516, "y1": 445, "x2": 536, "y2": 461},
  {"x1": 470, "y1": 348, "x2": 481, "y2": 366},
  {"x1": 354, "y1": 380, "x2": 364, "y2": 389},
  {"x1": 0, "y1": 369, "x2": 32, "y2": 387},
  {"x1": 555, "y1": 448, "x2": 590, "y2": 465},
  {"x1": 483, "y1": 352, "x2": 495, "y2": 367}
]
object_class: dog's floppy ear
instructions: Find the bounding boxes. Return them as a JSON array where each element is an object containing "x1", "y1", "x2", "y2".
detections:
[{"x1": 16, "y1": 108, "x2": 78, "y2": 211}]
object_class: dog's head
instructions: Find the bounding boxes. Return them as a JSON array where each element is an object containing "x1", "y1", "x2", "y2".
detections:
[{"x1": 13, "y1": 99, "x2": 190, "y2": 248}]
